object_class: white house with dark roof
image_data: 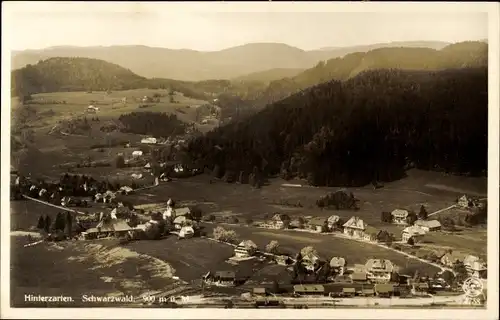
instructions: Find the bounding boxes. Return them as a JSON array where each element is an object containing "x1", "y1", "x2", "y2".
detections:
[
  {"x1": 365, "y1": 259, "x2": 394, "y2": 283},
  {"x1": 463, "y1": 255, "x2": 487, "y2": 278},
  {"x1": 327, "y1": 215, "x2": 341, "y2": 231},
  {"x1": 402, "y1": 226, "x2": 427, "y2": 243},
  {"x1": 414, "y1": 219, "x2": 442, "y2": 232},
  {"x1": 391, "y1": 209, "x2": 409, "y2": 225},
  {"x1": 234, "y1": 240, "x2": 258, "y2": 258},
  {"x1": 343, "y1": 216, "x2": 366, "y2": 239}
]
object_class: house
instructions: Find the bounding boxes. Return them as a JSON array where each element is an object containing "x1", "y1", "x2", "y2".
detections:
[
  {"x1": 458, "y1": 195, "x2": 473, "y2": 208},
  {"x1": 144, "y1": 163, "x2": 151, "y2": 170},
  {"x1": 179, "y1": 226, "x2": 194, "y2": 239},
  {"x1": 110, "y1": 206, "x2": 131, "y2": 220},
  {"x1": 402, "y1": 226, "x2": 427, "y2": 243},
  {"x1": 343, "y1": 216, "x2": 366, "y2": 239},
  {"x1": 81, "y1": 219, "x2": 134, "y2": 240},
  {"x1": 204, "y1": 271, "x2": 236, "y2": 287},
  {"x1": 440, "y1": 252, "x2": 466, "y2": 268},
  {"x1": 363, "y1": 226, "x2": 381, "y2": 242},
  {"x1": 414, "y1": 219, "x2": 442, "y2": 232},
  {"x1": 173, "y1": 216, "x2": 191, "y2": 230},
  {"x1": 293, "y1": 285, "x2": 325, "y2": 296},
  {"x1": 234, "y1": 240, "x2": 258, "y2": 258},
  {"x1": 391, "y1": 209, "x2": 409, "y2": 225},
  {"x1": 307, "y1": 217, "x2": 327, "y2": 233},
  {"x1": 463, "y1": 255, "x2": 487, "y2": 278},
  {"x1": 175, "y1": 207, "x2": 192, "y2": 218},
  {"x1": 87, "y1": 105, "x2": 99, "y2": 113},
  {"x1": 365, "y1": 259, "x2": 394, "y2": 283},
  {"x1": 141, "y1": 137, "x2": 157, "y2": 144},
  {"x1": 119, "y1": 186, "x2": 134, "y2": 195},
  {"x1": 329, "y1": 257, "x2": 346, "y2": 276},
  {"x1": 132, "y1": 150, "x2": 143, "y2": 157},
  {"x1": 301, "y1": 251, "x2": 322, "y2": 272},
  {"x1": 327, "y1": 215, "x2": 341, "y2": 231},
  {"x1": 131, "y1": 173, "x2": 143, "y2": 180},
  {"x1": 270, "y1": 213, "x2": 291, "y2": 229}
]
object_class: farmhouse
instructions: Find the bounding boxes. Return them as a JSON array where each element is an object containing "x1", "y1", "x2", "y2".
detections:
[
  {"x1": 329, "y1": 257, "x2": 346, "y2": 276},
  {"x1": 81, "y1": 219, "x2": 134, "y2": 240},
  {"x1": 176, "y1": 207, "x2": 192, "y2": 217},
  {"x1": 293, "y1": 285, "x2": 325, "y2": 296},
  {"x1": 458, "y1": 195, "x2": 473, "y2": 208},
  {"x1": 414, "y1": 219, "x2": 442, "y2": 232},
  {"x1": 270, "y1": 213, "x2": 291, "y2": 229},
  {"x1": 141, "y1": 137, "x2": 157, "y2": 144},
  {"x1": 204, "y1": 271, "x2": 236, "y2": 287},
  {"x1": 131, "y1": 173, "x2": 143, "y2": 180},
  {"x1": 391, "y1": 209, "x2": 409, "y2": 225},
  {"x1": 402, "y1": 226, "x2": 427, "y2": 243},
  {"x1": 440, "y1": 252, "x2": 466, "y2": 268},
  {"x1": 327, "y1": 215, "x2": 341, "y2": 231},
  {"x1": 343, "y1": 216, "x2": 366, "y2": 239},
  {"x1": 301, "y1": 251, "x2": 322, "y2": 271},
  {"x1": 365, "y1": 259, "x2": 394, "y2": 283},
  {"x1": 234, "y1": 240, "x2": 258, "y2": 258},
  {"x1": 179, "y1": 226, "x2": 195, "y2": 239},
  {"x1": 463, "y1": 255, "x2": 487, "y2": 278},
  {"x1": 275, "y1": 255, "x2": 294, "y2": 266},
  {"x1": 173, "y1": 215, "x2": 192, "y2": 230},
  {"x1": 119, "y1": 186, "x2": 134, "y2": 195},
  {"x1": 132, "y1": 150, "x2": 143, "y2": 157},
  {"x1": 307, "y1": 217, "x2": 327, "y2": 233}
]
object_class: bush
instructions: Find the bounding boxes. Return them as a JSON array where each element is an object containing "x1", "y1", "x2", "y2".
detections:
[
  {"x1": 266, "y1": 240, "x2": 280, "y2": 254},
  {"x1": 245, "y1": 218, "x2": 253, "y2": 225},
  {"x1": 115, "y1": 155, "x2": 126, "y2": 168},
  {"x1": 213, "y1": 226, "x2": 239, "y2": 243}
]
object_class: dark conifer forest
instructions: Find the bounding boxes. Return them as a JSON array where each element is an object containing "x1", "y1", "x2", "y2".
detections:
[
  {"x1": 187, "y1": 67, "x2": 487, "y2": 187},
  {"x1": 118, "y1": 112, "x2": 187, "y2": 137}
]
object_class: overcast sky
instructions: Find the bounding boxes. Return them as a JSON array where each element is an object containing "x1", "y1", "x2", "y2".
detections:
[{"x1": 4, "y1": 3, "x2": 489, "y2": 51}]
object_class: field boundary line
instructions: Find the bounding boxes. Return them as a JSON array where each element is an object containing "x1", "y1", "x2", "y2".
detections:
[
  {"x1": 21, "y1": 195, "x2": 87, "y2": 214},
  {"x1": 428, "y1": 204, "x2": 457, "y2": 217}
]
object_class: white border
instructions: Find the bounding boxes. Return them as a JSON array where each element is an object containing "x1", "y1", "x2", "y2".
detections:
[{"x1": 1, "y1": 2, "x2": 499, "y2": 319}]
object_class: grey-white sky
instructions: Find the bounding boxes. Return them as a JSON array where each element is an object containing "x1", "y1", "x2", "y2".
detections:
[{"x1": 5, "y1": 3, "x2": 489, "y2": 51}]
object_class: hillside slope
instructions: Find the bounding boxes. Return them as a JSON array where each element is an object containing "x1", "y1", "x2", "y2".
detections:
[
  {"x1": 232, "y1": 68, "x2": 305, "y2": 84},
  {"x1": 187, "y1": 67, "x2": 487, "y2": 187},
  {"x1": 247, "y1": 41, "x2": 488, "y2": 107},
  {"x1": 11, "y1": 41, "x2": 452, "y2": 81}
]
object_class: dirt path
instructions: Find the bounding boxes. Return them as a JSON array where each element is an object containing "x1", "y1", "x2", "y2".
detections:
[
  {"x1": 22, "y1": 195, "x2": 86, "y2": 214},
  {"x1": 428, "y1": 204, "x2": 457, "y2": 217}
]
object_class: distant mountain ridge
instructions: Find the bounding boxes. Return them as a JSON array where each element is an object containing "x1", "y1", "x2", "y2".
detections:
[{"x1": 11, "y1": 40, "x2": 453, "y2": 81}]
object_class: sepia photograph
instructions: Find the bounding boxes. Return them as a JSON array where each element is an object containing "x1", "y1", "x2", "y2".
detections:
[{"x1": 1, "y1": 2, "x2": 499, "y2": 319}]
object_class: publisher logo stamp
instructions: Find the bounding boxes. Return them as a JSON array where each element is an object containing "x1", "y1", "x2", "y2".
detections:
[{"x1": 462, "y1": 277, "x2": 483, "y2": 298}]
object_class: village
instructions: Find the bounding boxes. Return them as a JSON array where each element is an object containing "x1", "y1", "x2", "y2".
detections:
[{"x1": 10, "y1": 135, "x2": 488, "y2": 308}]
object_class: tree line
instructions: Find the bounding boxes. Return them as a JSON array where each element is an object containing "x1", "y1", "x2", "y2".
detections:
[
  {"x1": 186, "y1": 67, "x2": 487, "y2": 187},
  {"x1": 118, "y1": 112, "x2": 187, "y2": 138}
]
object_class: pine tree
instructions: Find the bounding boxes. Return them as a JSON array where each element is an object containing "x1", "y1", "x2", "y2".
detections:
[
  {"x1": 36, "y1": 215, "x2": 45, "y2": 229},
  {"x1": 44, "y1": 215, "x2": 51, "y2": 233},
  {"x1": 418, "y1": 205, "x2": 428, "y2": 220},
  {"x1": 65, "y1": 212, "x2": 73, "y2": 238}
]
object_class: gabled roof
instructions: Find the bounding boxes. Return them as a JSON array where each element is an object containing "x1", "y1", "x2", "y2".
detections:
[
  {"x1": 330, "y1": 257, "x2": 346, "y2": 268},
  {"x1": 365, "y1": 259, "x2": 394, "y2": 273},
  {"x1": 173, "y1": 215, "x2": 190, "y2": 224},
  {"x1": 415, "y1": 219, "x2": 441, "y2": 228},
  {"x1": 327, "y1": 215, "x2": 340, "y2": 225},
  {"x1": 238, "y1": 240, "x2": 258, "y2": 250},
  {"x1": 343, "y1": 216, "x2": 365, "y2": 230},
  {"x1": 215, "y1": 271, "x2": 235, "y2": 278},
  {"x1": 175, "y1": 207, "x2": 191, "y2": 216},
  {"x1": 94, "y1": 219, "x2": 132, "y2": 232},
  {"x1": 272, "y1": 213, "x2": 291, "y2": 222},
  {"x1": 391, "y1": 209, "x2": 409, "y2": 218},
  {"x1": 402, "y1": 226, "x2": 427, "y2": 236}
]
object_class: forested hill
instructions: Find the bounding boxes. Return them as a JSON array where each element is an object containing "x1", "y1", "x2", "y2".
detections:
[
  {"x1": 245, "y1": 41, "x2": 488, "y2": 107},
  {"x1": 11, "y1": 57, "x2": 146, "y2": 97},
  {"x1": 187, "y1": 67, "x2": 487, "y2": 187},
  {"x1": 10, "y1": 57, "x2": 229, "y2": 101}
]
